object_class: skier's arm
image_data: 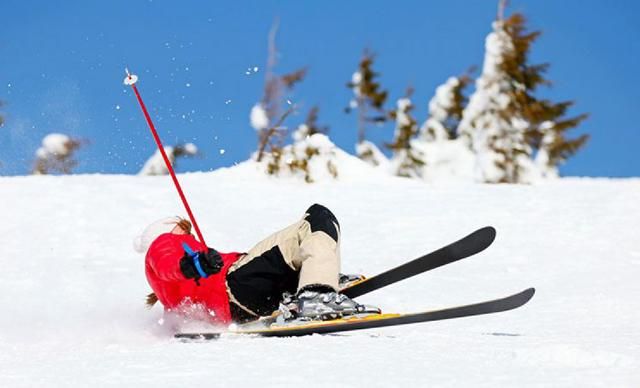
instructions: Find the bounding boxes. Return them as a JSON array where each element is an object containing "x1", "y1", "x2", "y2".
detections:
[
  {"x1": 147, "y1": 241, "x2": 186, "y2": 282},
  {"x1": 148, "y1": 236, "x2": 223, "y2": 282},
  {"x1": 179, "y1": 247, "x2": 223, "y2": 281}
]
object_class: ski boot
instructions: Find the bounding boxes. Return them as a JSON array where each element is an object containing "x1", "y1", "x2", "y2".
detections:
[{"x1": 279, "y1": 286, "x2": 380, "y2": 322}]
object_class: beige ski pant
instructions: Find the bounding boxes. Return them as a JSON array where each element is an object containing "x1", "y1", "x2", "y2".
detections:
[{"x1": 226, "y1": 204, "x2": 341, "y2": 317}]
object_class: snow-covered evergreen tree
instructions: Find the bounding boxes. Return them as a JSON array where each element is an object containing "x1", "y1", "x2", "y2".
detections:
[
  {"x1": 346, "y1": 51, "x2": 388, "y2": 164},
  {"x1": 264, "y1": 107, "x2": 338, "y2": 183},
  {"x1": 533, "y1": 118, "x2": 587, "y2": 179},
  {"x1": 32, "y1": 133, "x2": 82, "y2": 175},
  {"x1": 459, "y1": 3, "x2": 588, "y2": 183},
  {"x1": 409, "y1": 74, "x2": 476, "y2": 182},
  {"x1": 457, "y1": 12, "x2": 536, "y2": 183},
  {"x1": 387, "y1": 94, "x2": 424, "y2": 178},
  {"x1": 138, "y1": 143, "x2": 198, "y2": 176},
  {"x1": 421, "y1": 73, "x2": 472, "y2": 142},
  {"x1": 500, "y1": 9, "x2": 589, "y2": 180}
]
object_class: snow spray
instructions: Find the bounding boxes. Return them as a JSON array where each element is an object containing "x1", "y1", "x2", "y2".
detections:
[{"x1": 124, "y1": 69, "x2": 208, "y2": 247}]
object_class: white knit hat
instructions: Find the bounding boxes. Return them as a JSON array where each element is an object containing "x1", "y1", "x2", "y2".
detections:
[{"x1": 133, "y1": 216, "x2": 182, "y2": 253}]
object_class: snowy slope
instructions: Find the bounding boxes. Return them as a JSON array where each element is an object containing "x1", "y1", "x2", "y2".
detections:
[{"x1": 0, "y1": 166, "x2": 639, "y2": 387}]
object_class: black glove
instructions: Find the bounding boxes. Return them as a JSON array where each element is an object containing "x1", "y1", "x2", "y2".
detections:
[{"x1": 180, "y1": 248, "x2": 224, "y2": 281}]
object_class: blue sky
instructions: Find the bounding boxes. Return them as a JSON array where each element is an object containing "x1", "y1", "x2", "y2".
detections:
[{"x1": 1, "y1": 0, "x2": 638, "y2": 177}]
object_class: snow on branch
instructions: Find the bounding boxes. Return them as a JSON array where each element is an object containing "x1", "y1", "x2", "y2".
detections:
[
  {"x1": 32, "y1": 133, "x2": 84, "y2": 175},
  {"x1": 138, "y1": 143, "x2": 199, "y2": 176}
]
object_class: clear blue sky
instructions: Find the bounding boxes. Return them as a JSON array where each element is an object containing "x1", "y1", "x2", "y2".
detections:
[{"x1": 1, "y1": 0, "x2": 638, "y2": 177}]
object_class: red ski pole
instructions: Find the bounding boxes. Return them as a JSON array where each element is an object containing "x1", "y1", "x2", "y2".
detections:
[{"x1": 124, "y1": 69, "x2": 207, "y2": 247}]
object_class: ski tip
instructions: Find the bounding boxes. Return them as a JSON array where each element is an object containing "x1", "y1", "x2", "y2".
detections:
[
  {"x1": 481, "y1": 226, "x2": 497, "y2": 243},
  {"x1": 524, "y1": 287, "x2": 536, "y2": 299},
  {"x1": 516, "y1": 287, "x2": 536, "y2": 306}
]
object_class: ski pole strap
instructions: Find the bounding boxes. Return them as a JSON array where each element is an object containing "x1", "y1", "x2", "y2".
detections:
[
  {"x1": 182, "y1": 243, "x2": 208, "y2": 279},
  {"x1": 192, "y1": 255, "x2": 208, "y2": 279}
]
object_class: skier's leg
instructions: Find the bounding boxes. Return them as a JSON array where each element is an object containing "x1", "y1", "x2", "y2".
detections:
[
  {"x1": 294, "y1": 203, "x2": 341, "y2": 292},
  {"x1": 225, "y1": 204, "x2": 341, "y2": 320},
  {"x1": 285, "y1": 205, "x2": 378, "y2": 319}
]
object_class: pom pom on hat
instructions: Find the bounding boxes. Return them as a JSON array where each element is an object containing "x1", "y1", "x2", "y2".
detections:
[{"x1": 133, "y1": 216, "x2": 182, "y2": 253}]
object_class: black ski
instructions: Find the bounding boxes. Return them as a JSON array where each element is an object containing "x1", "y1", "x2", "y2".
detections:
[
  {"x1": 341, "y1": 226, "x2": 496, "y2": 298},
  {"x1": 175, "y1": 288, "x2": 535, "y2": 339}
]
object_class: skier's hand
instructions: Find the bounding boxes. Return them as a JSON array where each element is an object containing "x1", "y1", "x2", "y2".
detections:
[{"x1": 180, "y1": 248, "x2": 224, "y2": 280}]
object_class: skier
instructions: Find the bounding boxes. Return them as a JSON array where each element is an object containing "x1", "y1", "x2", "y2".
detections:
[{"x1": 135, "y1": 204, "x2": 377, "y2": 325}]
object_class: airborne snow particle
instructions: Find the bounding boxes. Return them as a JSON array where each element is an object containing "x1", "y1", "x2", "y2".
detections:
[
  {"x1": 186, "y1": 83, "x2": 191, "y2": 87},
  {"x1": 115, "y1": 105, "x2": 121, "y2": 110},
  {"x1": 225, "y1": 99, "x2": 232, "y2": 105},
  {"x1": 219, "y1": 149, "x2": 225, "y2": 155}
]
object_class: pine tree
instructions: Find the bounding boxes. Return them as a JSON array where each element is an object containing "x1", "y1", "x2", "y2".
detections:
[
  {"x1": 421, "y1": 70, "x2": 473, "y2": 142},
  {"x1": 499, "y1": 13, "x2": 589, "y2": 177},
  {"x1": 387, "y1": 88, "x2": 424, "y2": 178},
  {"x1": 346, "y1": 50, "x2": 389, "y2": 164},
  {"x1": 458, "y1": 2, "x2": 588, "y2": 183},
  {"x1": 410, "y1": 72, "x2": 476, "y2": 182}
]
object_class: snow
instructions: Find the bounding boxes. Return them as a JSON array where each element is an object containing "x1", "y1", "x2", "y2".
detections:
[
  {"x1": 250, "y1": 103, "x2": 269, "y2": 131},
  {"x1": 138, "y1": 144, "x2": 198, "y2": 176},
  {"x1": 429, "y1": 77, "x2": 459, "y2": 123},
  {"x1": 412, "y1": 138, "x2": 475, "y2": 182},
  {"x1": 138, "y1": 146, "x2": 176, "y2": 176},
  {"x1": 182, "y1": 142, "x2": 198, "y2": 155},
  {"x1": 37, "y1": 133, "x2": 73, "y2": 157},
  {"x1": 292, "y1": 123, "x2": 310, "y2": 142},
  {"x1": 0, "y1": 167, "x2": 639, "y2": 387},
  {"x1": 394, "y1": 97, "x2": 413, "y2": 127},
  {"x1": 355, "y1": 140, "x2": 389, "y2": 168},
  {"x1": 420, "y1": 76, "x2": 461, "y2": 144},
  {"x1": 351, "y1": 71, "x2": 363, "y2": 97}
]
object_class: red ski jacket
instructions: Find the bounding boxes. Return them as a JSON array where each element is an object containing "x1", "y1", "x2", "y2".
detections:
[{"x1": 145, "y1": 233, "x2": 242, "y2": 324}]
